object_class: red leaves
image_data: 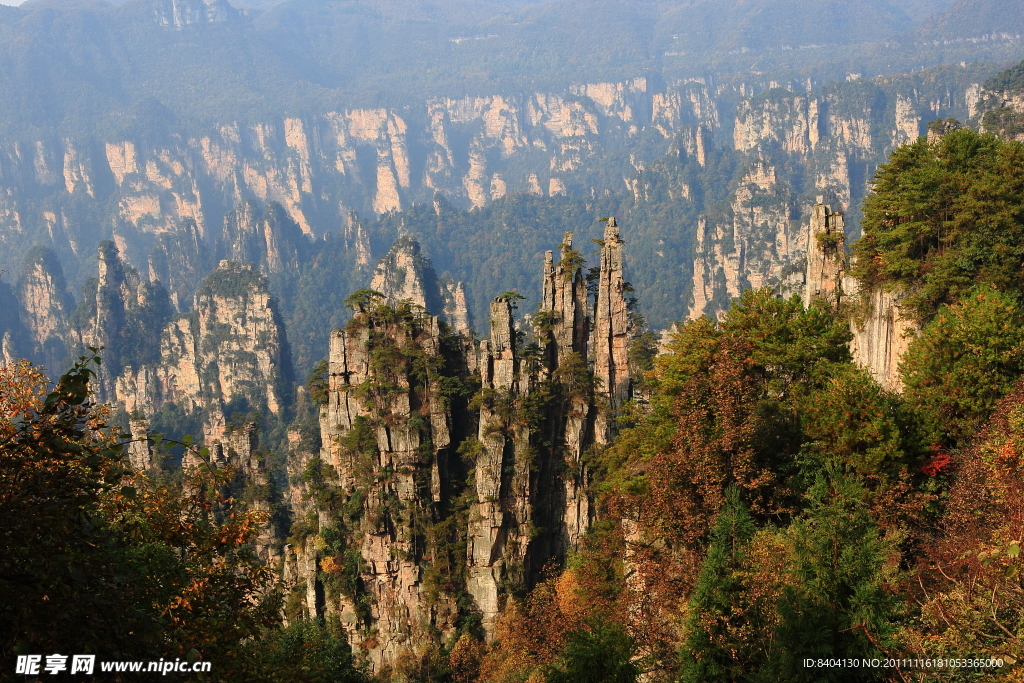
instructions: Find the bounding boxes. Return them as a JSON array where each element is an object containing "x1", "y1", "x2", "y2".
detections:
[{"x1": 920, "y1": 449, "x2": 954, "y2": 477}]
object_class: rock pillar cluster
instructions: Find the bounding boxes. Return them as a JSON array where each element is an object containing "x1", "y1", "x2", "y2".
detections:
[
  {"x1": 294, "y1": 222, "x2": 636, "y2": 670},
  {"x1": 316, "y1": 304, "x2": 460, "y2": 668},
  {"x1": 539, "y1": 233, "x2": 593, "y2": 548},
  {"x1": 467, "y1": 296, "x2": 535, "y2": 635}
]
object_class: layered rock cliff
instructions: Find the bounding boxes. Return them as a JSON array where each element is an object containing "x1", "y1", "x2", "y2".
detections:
[
  {"x1": 370, "y1": 236, "x2": 473, "y2": 335},
  {"x1": 0, "y1": 65, "x2": 990, "y2": 334},
  {"x1": 73, "y1": 241, "x2": 175, "y2": 400},
  {"x1": 801, "y1": 203, "x2": 917, "y2": 393},
  {"x1": 682, "y1": 70, "x2": 984, "y2": 322}
]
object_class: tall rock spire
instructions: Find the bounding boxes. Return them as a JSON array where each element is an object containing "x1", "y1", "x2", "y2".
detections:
[
  {"x1": 803, "y1": 203, "x2": 846, "y2": 308},
  {"x1": 315, "y1": 304, "x2": 460, "y2": 669},
  {"x1": 538, "y1": 232, "x2": 592, "y2": 548},
  {"x1": 540, "y1": 231, "x2": 589, "y2": 366},
  {"x1": 468, "y1": 296, "x2": 533, "y2": 636},
  {"x1": 592, "y1": 218, "x2": 631, "y2": 444},
  {"x1": 79, "y1": 241, "x2": 172, "y2": 401},
  {"x1": 371, "y1": 235, "x2": 473, "y2": 333}
]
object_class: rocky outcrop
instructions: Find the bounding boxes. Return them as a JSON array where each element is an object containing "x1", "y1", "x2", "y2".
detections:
[
  {"x1": 290, "y1": 222, "x2": 638, "y2": 665},
  {"x1": 74, "y1": 241, "x2": 174, "y2": 400},
  {"x1": 593, "y1": 219, "x2": 632, "y2": 444},
  {"x1": 147, "y1": 219, "x2": 211, "y2": 311},
  {"x1": 975, "y1": 71, "x2": 1024, "y2": 141},
  {"x1": 316, "y1": 306, "x2": 462, "y2": 669},
  {"x1": 538, "y1": 233, "x2": 592, "y2": 548},
  {"x1": 152, "y1": 0, "x2": 235, "y2": 29},
  {"x1": 219, "y1": 200, "x2": 307, "y2": 275},
  {"x1": 370, "y1": 237, "x2": 438, "y2": 313},
  {"x1": 800, "y1": 204, "x2": 915, "y2": 392},
  {"x1": 371, "y1": 237, "x2": 472, "y2": 334},
  {"x1": 467, "y1": 296, "x2": 535, "y2": 635},
  {"x1": 127, "y1": 417, "x2": 154, "y2": 471},
  {"x1": 115, "y1": 260, "x2": 288, "y2": 418},
  {"x1": 803, "y1": 204, "x2": 846, "y2": 308},
  {"x1": 439, "y1": 278, "x2": 472, "y2": 335},
  {"x1": 15, "y1": 247, "x2": 73, "y2": 373},
  {"x1": 222, "y1": 422, "x2": 278, "y2": 564}
]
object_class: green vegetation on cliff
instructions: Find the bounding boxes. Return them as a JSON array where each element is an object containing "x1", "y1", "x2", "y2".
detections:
[{"x1": 853, "y1": 128, "x2": 1024, "y2": 322}]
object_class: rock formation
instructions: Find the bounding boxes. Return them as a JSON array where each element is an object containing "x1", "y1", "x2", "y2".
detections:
[
  {"x1": 147, "y1": 219, "x2": 211, "y2": 311},
  {"x1": 802, "y1": 204, "x2": 916, "y2": 393},
  {"x1": 0, "y1": 69, "x2": 984, "y2": 331},
  {"x1": 15, "y1": 247, "x2": 73, "y2": 373},
  {"x1": 371, "y1": 236, "x2": 472, "y2": 334},
  {"x1": 75, "y1": 241, "x2": 174, "y2": 401},
  {"x1": 316, "y1": 303, "x2": 462, "y2": 667},
  {"x1": 803, "y1": 204, "x2": 846, "y2": 308},
  {"x1": 219, "y1": 200, "x2": 307, "y2": 276},
  {"x1": 115, "y1": 260, "x2": 288, "y2": 419},
  {"x1": 127, "y1": 416, "x2": 154, "y2": 471},
  {"x1": 848, "y1": 287, "x2": 918, "y2": 392},
  {"x1": 285, "y1": 220, "x2": 638, "y2": 670},
  {"x1": 538, "y1": 232, "x2": 593, "y2": 548},
  {"x1": 593, "y1": 218, "x2": 632, "y2": 444},
  {"x1": 467, "y1": 296, "x2": 535, "y2": 636}
]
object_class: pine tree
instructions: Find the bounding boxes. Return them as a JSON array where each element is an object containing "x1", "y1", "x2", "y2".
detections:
[
  {"x1": 768, "y1": 471, "x2": 901, "y2": 682},
  {"x1": 679, "y1": 487, "x2": 757, "y2": 683}
]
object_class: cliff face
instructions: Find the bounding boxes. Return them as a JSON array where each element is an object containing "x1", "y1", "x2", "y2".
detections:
[
  {"x1": 801, "y1": 203, "x2": 915, "y2": 393},
  {"x1": 14, "y1": 248, "x2": 73, "y2": 373},
  {"x1": 0, "y1": 67, "x2": 986, "y2": 328},
  {"x1": 803, "y1": 204, "x2": 846, "y2": 308},
  {"x1": 313, "y1": 304, "x2": 465, "y2": 668},
  {"x1": 975, "y1": 65, "x2": 1024, "y2": 141},
  {"x1": 848, "y1": 287, "x2": 917, "y2": 392},
  {"x1": 115, "y1": 260, "x2": 287, "y2": 421},
  {"x1": 684, "y1": 72, "x2": 981, "y2": 321},
  {"x1": 219, "y1": 200, "x2": 306, "y2": 276},
  {"x1": 370, "y1": 236, "x2": 472, "y2": 334},
  {"x1": 73, "y1": 241, "x2": 174, "y2": 400}
]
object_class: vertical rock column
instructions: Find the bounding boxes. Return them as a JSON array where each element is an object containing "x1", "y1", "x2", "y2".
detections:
[
  {"x1": 467, "y1": 297, "x2": 528, "y2": 636},
  {"x1": 539, "y1": 233, "x2": 592, "y2": 548},
  {"x1": 804, "y1": 204, "x2": 846, "y2": 307},
  {"x1": 540, "y1": 233, "x2": 589, "y2": 367},
  {"x1": 226, "y1": 423, "x2": 278, "y2": 565},
  {"x1": 592, "y1": 218, "x2": 631, "y2": 444},
  {"x1": 127, "y1": 417, "x2": 153, "y2": 471},
  {"x1": 467, "y1": 296, "x2": 540, "y2": 636},
  {"x1": 318, "y1": 309, "x2": 458, "y2": 670}
]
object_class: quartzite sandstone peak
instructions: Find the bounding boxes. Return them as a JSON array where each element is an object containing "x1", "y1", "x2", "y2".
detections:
[{"x1": 280, "y1": 220, "x2": 636, "y2": 670}]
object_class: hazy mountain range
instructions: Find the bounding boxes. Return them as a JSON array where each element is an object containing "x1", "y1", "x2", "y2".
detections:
[{"x1": 0, "y1": 0, "x2": 1021, "y2": 137}]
